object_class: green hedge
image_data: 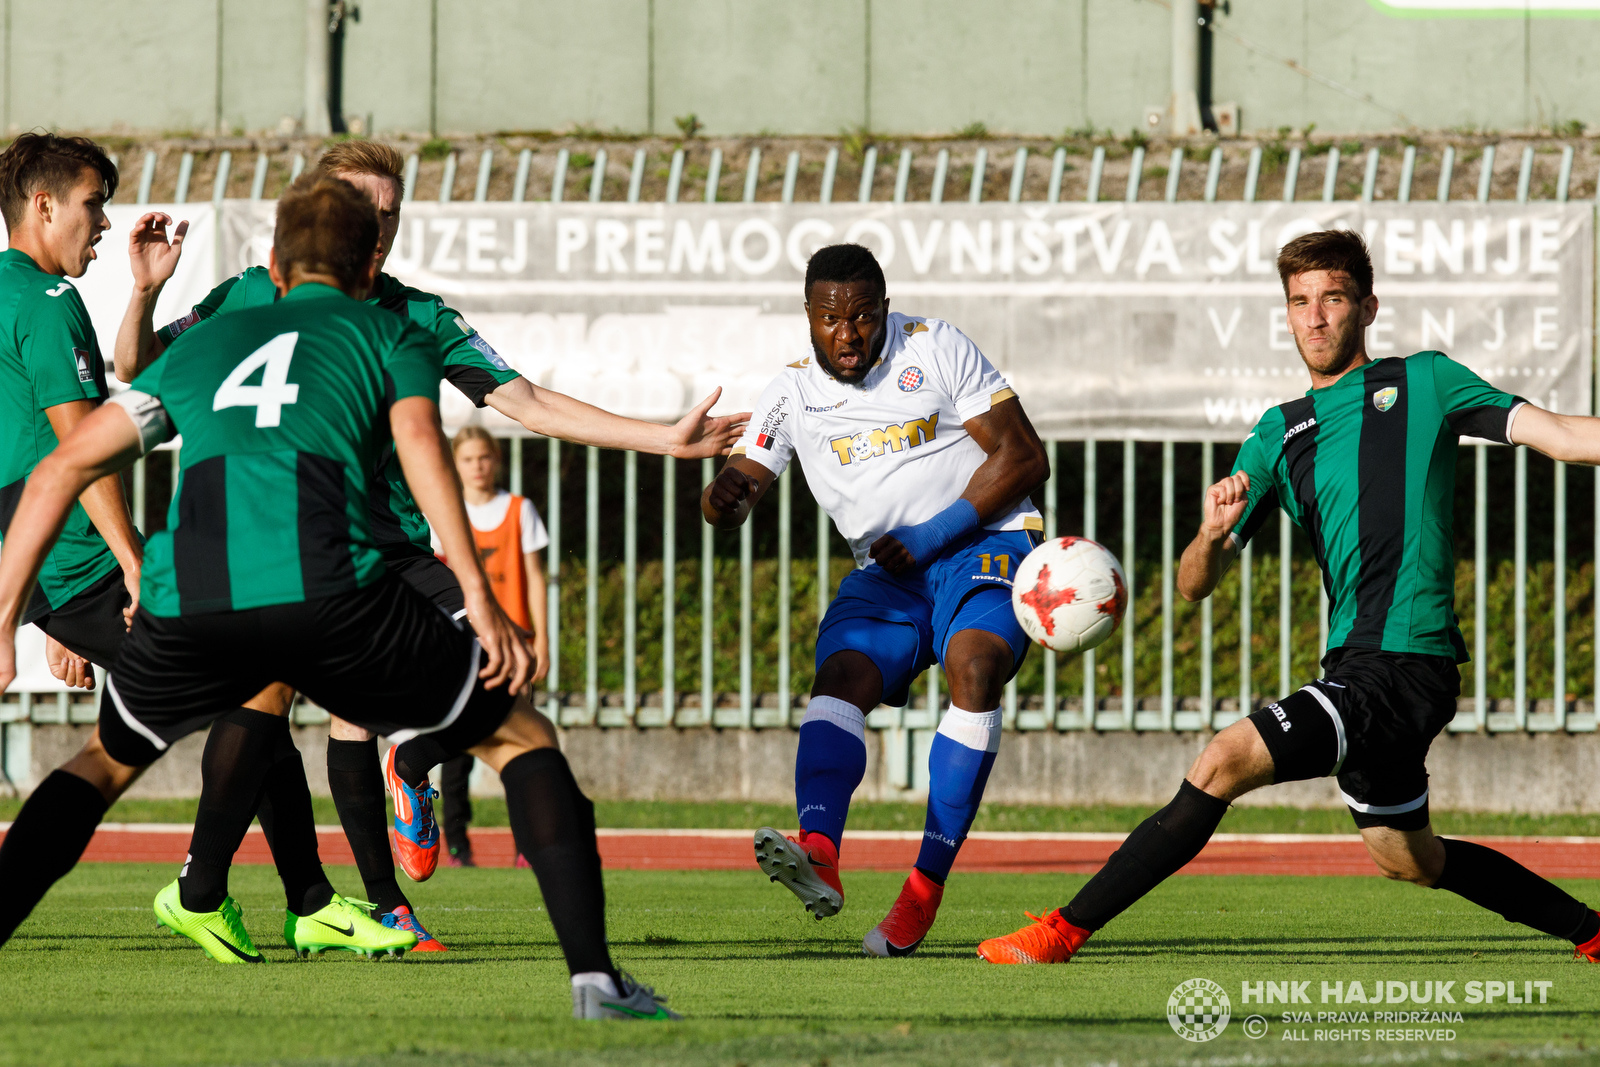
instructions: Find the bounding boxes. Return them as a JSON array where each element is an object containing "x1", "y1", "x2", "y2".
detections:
[{"x1": 549, "y1": 554, "x2": 1596, "y2": 703}]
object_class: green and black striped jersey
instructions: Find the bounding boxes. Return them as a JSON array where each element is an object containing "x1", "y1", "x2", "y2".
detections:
[
  {"x1": 118, "y1": 282, "x2": 441, "y2": 617},
  {"x1": 1230, "y1": 351, "x2": 1524, "y2": 662},
  {"x1": 0, "y1": 249, "x2": 121, "y2": 614},
  {"x1": 157, "y1": 266, "x2": 519, "y2": 555}
]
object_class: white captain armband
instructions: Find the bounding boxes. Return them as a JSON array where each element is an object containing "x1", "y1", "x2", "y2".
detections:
[{"x1": 108, "y1": 390, "x2": 176, "y2": 454}]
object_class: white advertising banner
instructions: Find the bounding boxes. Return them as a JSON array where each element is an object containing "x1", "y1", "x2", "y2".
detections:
[
  {"x1": 66, "y1": 203, "x2": 217, "y2": 377},
  {"x1": 219, "y1": 201, "x2": 1593, "y2": 440}
]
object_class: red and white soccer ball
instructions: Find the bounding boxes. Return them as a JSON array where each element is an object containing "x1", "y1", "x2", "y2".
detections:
[{"x1": 1011, "y1": 536, "x2": 1128, "y2": 653}]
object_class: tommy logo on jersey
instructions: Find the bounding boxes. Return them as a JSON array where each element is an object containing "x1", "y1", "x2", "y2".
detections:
[
  {"x1": 1372, "y1": 386, "x2": 1398, "y2": 412},
  {"x1": 755, "y1": 396, "x2": 790, "y2": 450},
  {"x1": 897, "y1": 366, "x2": 924, "y2": 392},
  {"x1": 829, "y1": 412, "x2": 938, "y2": 465}
]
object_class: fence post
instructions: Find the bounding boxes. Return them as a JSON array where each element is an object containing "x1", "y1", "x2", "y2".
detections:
[
  {"x1": 1161, "y1": 440, "x2": 1174, "y2": 728},
  {"x1": 663, "y1": 147, "x2": 681, "y2": 204},
  {"x1": 662, "y1": 455, "x2": 677, "y2": 726},
  {"x1": 701, "y1": 457, "x2": 715, "y2": 724},
  {"x1": 438, "y1": 151, "x2": 456, "y2": 203},
  {"x1": 1201, "y1": 442, "x2": 1214, "y2": 727},
  {"x1": 547, "y1": 439, "x2": 561, "y2": 721},
  {"x1": 1121, "y1": 440, "x2": 1135, "y2": 727},
  {"x1": 1322, "y1": 146, "x2": 1340, "y2": 202},
  {"x1": 969, "y1": 146, "x2": 987, "y2": 203},
  {"x1": 859, "y1": 145, "x2": 878, "y2": 202},
  {"x1": 624, "y1": 450, "x2": 637, "y2": 725},
  {"x1": 1083, "y1": 439, "x2": 1097, "y2": 724},
  {"x1": 585, "y1": 445, "x2": 600, "y2": 724},
  {"x1": 931, "y1": 149, "x2": 949, "y2": 203}
]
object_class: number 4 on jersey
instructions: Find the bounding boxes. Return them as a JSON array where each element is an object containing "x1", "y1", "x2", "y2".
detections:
[{"x1": 213, "y1": 331, "x2": 301, "y2": 427}]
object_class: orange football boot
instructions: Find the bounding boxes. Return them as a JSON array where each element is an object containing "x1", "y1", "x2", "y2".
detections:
[{"x1": 977, "y1": 909, "x2": 1092, "y2": 964}]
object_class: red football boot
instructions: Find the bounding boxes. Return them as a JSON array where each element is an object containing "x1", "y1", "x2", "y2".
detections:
[{"x1": 863, "y1": 868, "x2": 944, "y2": 957}]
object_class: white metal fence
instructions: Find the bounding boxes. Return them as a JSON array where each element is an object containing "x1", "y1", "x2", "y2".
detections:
[{"x1": 5, "y1": 139, "x2": 1596, "y2": 744}]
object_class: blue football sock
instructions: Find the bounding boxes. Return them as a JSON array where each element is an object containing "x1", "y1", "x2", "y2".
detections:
[
  {"x1": 915, "y1": 706, "x2": 1001, "y2": 882},
  {"x1": 794, "y1": 697, "x2": 867, "y2": 849}
]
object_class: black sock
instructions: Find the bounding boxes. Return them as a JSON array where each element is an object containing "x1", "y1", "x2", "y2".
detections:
[
  {"x1": 327, "y1": 738, "x2": 407, "y2": 914},
  {"x1": 440, "y1": 754, "x2": 475, "y2": 855},
  {"x1": 393, "y1": 736, "x2": 449, "y2": 790},
  {"x1": 253, "y1": 724, "x2": 335, "y2": 916},
  {"x1": 914, "y1": 866, "x2": 946, "y2": 887},
  {"x1": 1434, "y1": 838, "x2": 1599, "y2": 944},
  {"x1": 181, "y1": 709, "x2": 280, "y2": 913},
  {"x1": 0, "y1": 770, "x2": 108, "y2": 945},
  {"x1": 500, "y1": 749, "x2": 616, "y2": 979},
  {"x1": 1063, "y1": 780, "x2": 1229, "y2": 931}
]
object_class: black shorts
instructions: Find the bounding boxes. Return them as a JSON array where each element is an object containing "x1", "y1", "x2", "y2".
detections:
[
  {"x1": 97, "y1": 575, "x2": 514, "y2": 767},
  {"x1": 1247, "y1": 648, "x2": 1460, "y2": 831},
  {"x1": 383, "y1": 545, "x2": 465, "y2": 617},
  {"x1": 29, "y1": 567, "x2": 130, "y2": 669}
]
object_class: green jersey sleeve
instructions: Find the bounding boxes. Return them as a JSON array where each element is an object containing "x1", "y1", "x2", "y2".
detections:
[
  {"x1": 385, "y1": 321, "x2": 444, "y2": 404},
  {"x1": 1228, "y1": 416, "x2": 1284, "y2": 548},
  {"x1": 1427, "y1": 352, "x2": 1526, "y2": 443},
  {"x1": 19, "y1": 283, "x2": 105, "y2": 407},
  {"x1": 155, "y1": 266, "x2": 278, "y2": 345},
  {"x1": 154, "y1": 274, "x2": 238, "y2": 346}
]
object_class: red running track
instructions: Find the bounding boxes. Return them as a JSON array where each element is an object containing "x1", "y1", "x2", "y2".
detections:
[{"x1": 21, "y1": 825, "x2": 1600, "y2": 879}]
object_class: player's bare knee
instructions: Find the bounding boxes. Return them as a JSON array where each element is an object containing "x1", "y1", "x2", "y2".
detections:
[
  {"x1": 244, "y1": 682, "x2": 296, "y2": 717},
  {"x1": 1186, "y1": 722, "x2": 1270, "y2": 802},
  {"x1": 943, "y1": 630, "x2": 1014, "y2": 710},
  {"x1": 467, "y1": 705, "x2": 560, "y2": 772},
  {"x1": 62, "y1": 731, "x2": 144, "y2": 805},
  {"x1": 811, "y1": 650, "x2": 881, "y2": 711},
  {"x1": 328, "y1": 716, "x2": 374, "y2": 742}
]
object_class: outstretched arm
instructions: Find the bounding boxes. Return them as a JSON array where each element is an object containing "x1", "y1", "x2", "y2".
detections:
[
  {"x1": 113, "y1": 212, "x2": 188, "y2": 383},
  {"x1": 389, "y1": 396, "x2": 531, "y2": 694},
  {"x1": 0, "y1": 404, "x2": 143, "y2": 691},
  {"x1": 1508, "y1": 405, "x2": 1600, "y2": 465},
  {"x1": 700, "y1": 455, "x2": 778, "y2": 530},
  {"x1": 1178, "y1": 472, "x2": 1248, "y2": 602},
  {"x1": 869, "y1": 397, "x2": 1050, "y2": 575},
  {"x1": 485, "y1": 376, "x2": 750, "y2": 459}
]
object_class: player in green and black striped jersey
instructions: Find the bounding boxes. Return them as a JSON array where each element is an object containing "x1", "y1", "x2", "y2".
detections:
[
  {"x1": 111, "y1": 143, "x2": 739, "y2": 990},
  {"x1": 978, "y1": 229, "x2": 1600, "y2": 968},
  {"x1": 0, "y1": 175, "x2": 678, "y2": 1017},
  {"x1": 0, "y1": 134, "x2": 143, "y2": 679}
]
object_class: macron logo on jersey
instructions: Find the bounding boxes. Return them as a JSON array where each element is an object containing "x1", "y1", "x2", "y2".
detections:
[{"x1": 829, "y1": 413, "x2": 939, "y2": 465}]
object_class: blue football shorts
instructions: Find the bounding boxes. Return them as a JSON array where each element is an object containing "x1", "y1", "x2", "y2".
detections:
[{"x1": 814, "y1": 527, "x2": 1042, "y2": 708}]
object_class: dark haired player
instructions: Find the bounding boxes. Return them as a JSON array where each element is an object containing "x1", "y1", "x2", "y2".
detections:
[
  {"x1": 702, "y1": 243, "x2": 1049, "y2": 957},
  {"x1": 0, "y1": 133, "x2": 142, "y2": 685},
  {"x1": 979, "y1": 229, "x2": 1600, "y2": 965},
  {"x1": 111, "y1": 141, "x2": 748, "y2": 954},
  {"x1": 0, "y1": 174, "x2": 678, "y2": 1019}
]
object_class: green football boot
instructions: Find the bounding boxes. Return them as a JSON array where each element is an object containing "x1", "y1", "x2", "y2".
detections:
[
  {"x1": 152, "y1": 880, "x2": 266, "y2": 964},
  {"x1": 284, "y1": 894, "x2": 416, "y2": 959}
]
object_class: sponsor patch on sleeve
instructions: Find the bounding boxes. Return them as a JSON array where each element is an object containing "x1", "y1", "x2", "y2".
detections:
[
  {"x1": 467, "y1": 332, "x2": 511, "y2": 371},
  {"x1": 160, "y1": 308, "x2": 202, "y2": 340},
  {"x1": 73, "y1": 347, "x2": 92, "y2": 382}
]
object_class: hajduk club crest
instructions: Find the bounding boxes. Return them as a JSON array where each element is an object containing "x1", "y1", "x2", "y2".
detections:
[{"x1": 897, "y1": 366, "x2": 924, "y2": 392}]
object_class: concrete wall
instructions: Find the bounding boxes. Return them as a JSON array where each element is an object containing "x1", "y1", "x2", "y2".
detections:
[
  {"x1": 7, "y1": 1, "x2": 1600, "y2": 137},
  {"x1": 26, "y1": 722, "x2": 1600, "y2": 816}
]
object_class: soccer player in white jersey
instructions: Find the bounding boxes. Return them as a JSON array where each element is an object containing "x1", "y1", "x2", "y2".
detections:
[{"x1": 701, "y1": 244, "x2": 1049, "y2": 957}]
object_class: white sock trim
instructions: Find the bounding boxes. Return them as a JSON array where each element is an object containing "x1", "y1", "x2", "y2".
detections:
[
  {"x1": 571, "y1": 971, "x2": 618, "y2": 997},
  {"x1": 800, "y1": 696, "x2": 866, "y2": 743},
  {"x1": 936, "y1": 705, "x2": 1002, "y2": 754}
]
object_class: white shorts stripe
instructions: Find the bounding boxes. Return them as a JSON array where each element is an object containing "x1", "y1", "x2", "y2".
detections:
[
  {"x1": 1301, "y1": 684, "x2": 1348, "y2": 775},
  {"x1": 105, "y1": 676, "x2": 169, "y2": 754},
  {"x1": 1341, "y1": 786, "x2": 1430, "y2": 815},
  {"x1": 385, "y1": 637, "x2": 481, "y2": 745}
]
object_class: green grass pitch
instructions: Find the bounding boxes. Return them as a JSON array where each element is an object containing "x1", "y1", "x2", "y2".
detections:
[{"x1": 4, "y1": 863, "x2": 1599, "y2": 1066}]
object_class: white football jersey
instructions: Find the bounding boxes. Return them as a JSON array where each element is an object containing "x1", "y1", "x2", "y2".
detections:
[{"x1": 733, "y1": 312, "x2": 1042, "y2": 566}]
